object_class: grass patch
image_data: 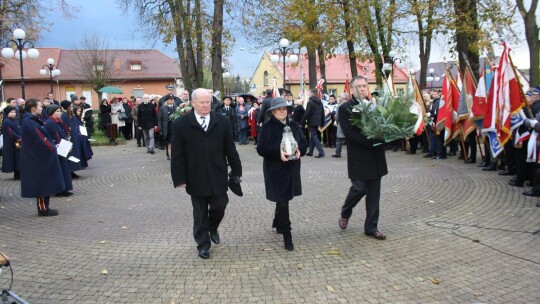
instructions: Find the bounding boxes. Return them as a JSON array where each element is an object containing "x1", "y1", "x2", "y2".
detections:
[{"x1": 90, "y1": 129, "x2": 126, "y2": 146}]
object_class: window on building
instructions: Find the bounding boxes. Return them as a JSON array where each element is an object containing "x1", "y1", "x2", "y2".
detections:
[
  {"x1": 264, "y1": 71, "x2": 269, "y2": 86},
  {"x1": 397, "y1": 88, "x2": 404, "y2": 94},
  {"x1": 132, "y1": 88, "x2": 144, "y2": 98},
  {"x1": 94, "y1": 64, "x2": 104, "y2": 71},
  {"x1": 130, "y1": 63, "x2": 142, "y2": 71}
]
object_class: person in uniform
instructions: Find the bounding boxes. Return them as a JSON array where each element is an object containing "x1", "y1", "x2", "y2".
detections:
[
  {"x1": 171, "y1": 88, "x2": 242, "y2": 259},
  {"x1": 1, "y1": 106, "x2": 21, "y2": 180},
  {"x1": 20, "y1": 99, "x2": 65, "y2": 216},
  {"x1": 44, "y1": 104, "x2": 74, "y2": 197},
  {"x1": 159, "y1": 84, "x2": 182, "y2": 108}
]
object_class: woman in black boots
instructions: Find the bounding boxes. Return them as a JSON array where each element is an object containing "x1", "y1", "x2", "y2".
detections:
[{"x1": 257, "y1": 97, "x2": 308, "y2": 251}]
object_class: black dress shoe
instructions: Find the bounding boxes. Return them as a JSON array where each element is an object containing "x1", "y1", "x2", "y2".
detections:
[
  {"x1": 478, "y1": 161, "x2": 489, "y2": 167},
  {"x1": 482, "y1": 164, "x2": 497, "y2": 171},
  {"x1": 314, "y1": 154, "x2": 325, "y2": 158},
  {"x1": 465, "y1": 159, "x2": 476, "y2": 164},
  {"x1": 509, "y1": 180, "x2": 524, "y2": 187},
  {"x1": 406, "y1": 151, "x2": 416, "y2": 154},
  {"x1": 210, "y1": 232, "x2": 220, "y2": 244},
  {"x1": 305, "y1": 152, "x2": 313, "y2": 156},
  {"x1": 71, "y1": 172, "x2": 80, "y2": 179},
  {"x1": 38, "y1": 209, "x2": 59, "y2": 216},
  {"x1": 499, "y1": 169, "x2": 516, "y2": 176},
  {"x1": 423, "y1": 154, "x2": 433, "y2": 158},
  {"x1": 331, "y1": 154, "x2": 341, "y2": 158},
  {"x1": 522, "y1": 190, "x2": 540, "y2": 197},
  {"x1": 198, "y1": 248, "x2": 210, "y2": 259}
]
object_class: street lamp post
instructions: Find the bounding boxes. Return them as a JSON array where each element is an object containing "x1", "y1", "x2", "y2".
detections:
[
  {"x1": 1, "y1": 29, "x2": 39, "y2": 100},
  {"x1": 426, "y1": 67, "x2": 440, "y2": 89},
  {"x1": 40, "y1": 58, "x2": 61, "y2": 94},
  {"x1": 382, "y1": 50, "x2": 402, "y2": 80},
  {"x1": 270, "y1": 38, "x2": 299, "y2": 90}
]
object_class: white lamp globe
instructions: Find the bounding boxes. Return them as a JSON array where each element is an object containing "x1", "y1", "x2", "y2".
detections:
[
  {"x1": 13, "y1": 29, "x2": 25, "y2": 40},
  {"x1": 382, "y1": 63, "x2": 392, "y2": 71},
  {"x1": 388, "y1": 50, "x2": 397, "y2": 58},
  {"x1": 289, "y1": 54, "x2": 298, "y2": 64},
  {"x1": 40, "y1": 68, "x2": 47, "y2": 76},
  {"x1": 47, "y1": 58, "x2": 54, "y2": 65},
  {"x1": 27, "y1": 48, "x2": 39, "y2": 59},
  {"x1": 279, "y1": 38, "x2": 289, "y2": 48},
  {"x1": 428, "y1": 68, "x2": 435, "y2": 74},
  {"x1": 435, "y1": 76, "x2": 440, "y2": 82},
  {"x1": 222, "y1": 72, "x2": 231, "y2": 78},
  {"x1": 426, "y1": 76, "x2": 434, "y2": 82},
  {"x1": 15, "y1": 50, "x2": 27, "y2": 60},
  {"x1": 1, "y1": 48, "x2": 14, "y2": 58},
  {"x1": 270, "y1": 54, "x2": 279, "y2": 63},
  {"x1": 53, "y1": 69, "x2": 61, "y2": 77}
]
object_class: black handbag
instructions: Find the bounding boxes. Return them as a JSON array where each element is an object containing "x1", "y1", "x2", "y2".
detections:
[{"x1": 118, "y1": 112, "x2": 127, "y2": 120}]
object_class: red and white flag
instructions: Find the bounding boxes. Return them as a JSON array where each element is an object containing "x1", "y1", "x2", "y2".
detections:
[{"x1": 316, "y1": 79, "x2": 325, "y2": 99}]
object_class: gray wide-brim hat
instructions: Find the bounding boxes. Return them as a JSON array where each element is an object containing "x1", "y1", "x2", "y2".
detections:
[{"x1": 266, "y1": 97, "x2": 293, "y2": 117}]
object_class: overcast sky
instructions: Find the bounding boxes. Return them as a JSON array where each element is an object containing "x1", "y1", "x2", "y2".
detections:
[{"x1": 38, "y1": 0, "x2": 532, "y2": 83}]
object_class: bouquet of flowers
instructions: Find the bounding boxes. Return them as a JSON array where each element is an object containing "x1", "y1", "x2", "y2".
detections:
[
  {"x1": 349, "y1": 93, "x2": 421, "y2": 145},
  {"x1": 169, "y1": 102, "x2": 193, "y2": 121}
]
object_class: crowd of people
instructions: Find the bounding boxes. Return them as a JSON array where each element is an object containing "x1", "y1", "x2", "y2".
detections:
[
  {"x1": 0, "y1": 94, "x2": 94, "y2": 216},
  {"x1": 2, "y1": 78, "x2": 538, "y2": 257}
]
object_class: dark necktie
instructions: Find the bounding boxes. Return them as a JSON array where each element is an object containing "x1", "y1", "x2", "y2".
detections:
[{"x1": 200, "y1": 116, "x2": 207, "y2": 131}]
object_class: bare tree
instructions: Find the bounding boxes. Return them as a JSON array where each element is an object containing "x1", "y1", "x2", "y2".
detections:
[
  {"x1": 0, "y1": 0, "x2": 77, "y2": 46},
  {"x1": 71, "y1": 34, "x2": 117, "y2": 102}
]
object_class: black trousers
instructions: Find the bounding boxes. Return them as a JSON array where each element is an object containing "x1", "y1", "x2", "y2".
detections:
[
  {"x1": 465, "y1": 133, "x2": 477, "y2": 160},
  {"x1": 341, "y1": 178, "x2": 381, "y2": 234},
  {"x1": 191, "y1": 194, "x2": 229, "y2": 250}
]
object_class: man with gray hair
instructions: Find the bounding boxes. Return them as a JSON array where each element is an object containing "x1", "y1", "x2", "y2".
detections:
[
  {"x1": 171, "y1": 88, "x2": 242, "y2": 259},
  {"x1": 137, "y1": 94, "x2": 157, "y2": 154}
]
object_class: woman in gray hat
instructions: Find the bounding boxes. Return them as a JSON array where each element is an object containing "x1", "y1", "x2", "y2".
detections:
[{"x1": 256, "y1": 97, "x2": 308, "y2": 251}]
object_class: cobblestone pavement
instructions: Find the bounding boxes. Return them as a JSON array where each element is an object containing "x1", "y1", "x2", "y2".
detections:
[{"x1": 1, "y1": 140, "x2": 539, "y2": 304}]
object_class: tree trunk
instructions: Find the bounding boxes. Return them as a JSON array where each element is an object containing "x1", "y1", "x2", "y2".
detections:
[
  {"x1": 453, "y1": 0, "x2": 480, "y2": 79},
  {"x1": 211, "y1": 0, "x2": 224, "y2": 94},
  {"x1": 517, "y1": 0, "x2": 539, "y2": 86},
  {"x1": 194, "y1": 0, "x2": 204, "y2": 87},
  {"x1": 169, "y1": 1, "x2": 190, "y2": 92},
  {"x1": 317, "y1": 45, "x2": 327, "y2": 93},
  {"x1": 307, "y1": 46, "x2": 317, "y2": 89},
  {"x1": 180, "y1": 0, "x2": 199, "y2": 90},
  {"x1": 342, "y1": 0, "x2": 358, "y2": 77}
]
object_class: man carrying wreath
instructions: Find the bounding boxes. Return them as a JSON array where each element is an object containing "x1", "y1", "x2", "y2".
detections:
[{"x1": 337, "y1": 75, "x2": 388, "y2": 240}]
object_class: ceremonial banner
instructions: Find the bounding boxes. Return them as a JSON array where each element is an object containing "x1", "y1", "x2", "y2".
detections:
[
  {"x1": 409, "y1": 74, "x2": 426, "y2": 135},
  {"x1": 316, "y1": 79, "x2": 325, "y2": 99},
  {"x1": 460, "y1": 66, "x2": 478, "y2": 138},
  {"x1": 471, "y1": 62, "x2": 489, "y2": 127},
  {"x1": 497, "y1": 42, "x2": 525, "y2": 144}
]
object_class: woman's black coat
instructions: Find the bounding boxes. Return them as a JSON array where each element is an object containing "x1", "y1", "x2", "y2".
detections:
[
  {"x1": 99, "y1": 103, "x2": 112, "y2": 130},
  {"x1": 257, "y1": 117, "x2": 308, "y2": 203}
]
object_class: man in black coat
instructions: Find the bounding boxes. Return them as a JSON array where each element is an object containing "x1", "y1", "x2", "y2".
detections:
[
  {"x1": 137, "y1": 94, "x2": 158, "y2": 154},
  {"x1": 171, "y1": 88, "x2": 242, "y2": 259},
  {"x1": 301, "y1": 89, "x2": 325, "y2": 158},
  {"x1": 337, "y1": 76, "x2": 388, "y2": 240},
  {"x1": 257, "y1": 89, "x2": 274, "y2": 125}
]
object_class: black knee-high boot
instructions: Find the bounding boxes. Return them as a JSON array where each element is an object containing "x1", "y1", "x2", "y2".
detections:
[
  {"x1": 277, "y1": 202, "x2": 293, "y2": 251},
  {"x1": 272, "y1": 204, "x2": 283, "y2": 234}
]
